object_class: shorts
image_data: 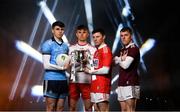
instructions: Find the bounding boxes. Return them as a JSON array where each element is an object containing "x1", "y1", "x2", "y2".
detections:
[
  {"x1": 90, "y1": 93, "x2": 110, "y2": 103},
  {"x1": 69, "y1": 83, "x2": 91, "y2": 100},
  {"x1": 43, "y1": 80, "x2": 68, "y2": 99},
  {"x1": 117, "y1": 86, "x2": 140, "y2": 101}
]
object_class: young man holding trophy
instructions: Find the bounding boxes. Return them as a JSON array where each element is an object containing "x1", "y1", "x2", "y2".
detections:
[{"x1": 68, "y1": 25, "x2": 96, "y2": 111}]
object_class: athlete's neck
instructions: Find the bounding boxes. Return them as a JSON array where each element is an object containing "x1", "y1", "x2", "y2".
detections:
[
  {"x1": 96, "y1": 42, "x2": 105, "y2": 49},
  {"x1": 78, "y1": 41, "x2": 87, "y2": 46},
  {"x1": 54, "y1": 36, "x2": 62, "y2": 43}
]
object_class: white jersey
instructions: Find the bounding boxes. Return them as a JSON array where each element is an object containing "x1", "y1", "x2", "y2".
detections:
[{"x1": 69, "y1": 43, "x2": 96, "y2": 83}]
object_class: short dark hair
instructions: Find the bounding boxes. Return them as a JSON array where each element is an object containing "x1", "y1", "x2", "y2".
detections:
[
  {"x1": 76, "y1": 25, "x2": 89, "y2": 31},
  {"x1": 120, "y1": 27, "x2": 132, "y2": 35},
  {"x1": 52, "y1": 21, "x2": 65, "y2": 29},
  {"x1": 92, "y1": 28, "x2": 105, "y2": 36}
]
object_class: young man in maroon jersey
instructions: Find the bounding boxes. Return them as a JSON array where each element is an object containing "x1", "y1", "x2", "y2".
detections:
[
  {"x1": 114, "y1": 27, "x2": 140, "y2": 112},
  {"x1": 85, "y1": 28, "x2": 112, "y2": 111}
]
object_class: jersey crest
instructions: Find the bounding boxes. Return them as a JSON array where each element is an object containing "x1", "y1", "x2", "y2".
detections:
[{"x1": 93, "y1": 59, "x2": 99, "y2": 68}]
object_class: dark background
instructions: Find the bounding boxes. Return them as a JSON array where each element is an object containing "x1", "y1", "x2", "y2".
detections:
[{"x1": 0, "y1": 0, "x2": 180, "y2": 111}]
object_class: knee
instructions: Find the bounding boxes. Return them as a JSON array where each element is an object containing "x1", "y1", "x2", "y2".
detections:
[
  {"x1": 56, "y1": 104, "x2": 64, "y2": 111},
  {"x1": 69, "y1": 104, "x2": 76, "y2": 111},
  {"x1": 85, "y1": 106, "x2": 92, "y2": 111},
  {"x1": 46, "y1": 102, "x2": 56, "y2": 111},
  {"x1": 84, "y1": 103, "x2": 92, "y2": 111},
  {"x1": 121, "y1": 108, "x2": 127, "y2": 112}
]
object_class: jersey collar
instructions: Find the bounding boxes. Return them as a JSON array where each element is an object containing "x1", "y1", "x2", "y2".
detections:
[
  {"x1": 124, "y1": 41, "x2": 134, "y2": 48},
  {"x1": 98, "y1": 43, "x2": 107, "y2": 49},
  {"x1": 52, "y1": 37, "x2": 64, "y2": 46}
]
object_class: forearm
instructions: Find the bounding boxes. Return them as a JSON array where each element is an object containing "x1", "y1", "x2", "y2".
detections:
[
  {"x1": 92, "y1": 66, "x2": 110, "y2": 74},
  {"x1": 42, "y1": 55, "x2": 64, "y2": 70},
  {"x1": 44, "y1": 63, "x2": 64, "y2": 70},
  {"x1": 115, "y1": 56, "x2": 134, "y2": 69}
]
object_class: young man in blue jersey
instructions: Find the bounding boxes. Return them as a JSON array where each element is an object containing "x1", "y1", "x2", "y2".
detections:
[{"x1": 41, "y1": 21, "x2": 69, "y2": 111}]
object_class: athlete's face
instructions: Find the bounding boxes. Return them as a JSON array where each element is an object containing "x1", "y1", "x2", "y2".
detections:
[
  {"x1": 92, "y1": 32, "x2": 105, "y2": 46},
  {"x1": 120, "y1": 31, "x2": 132, "y2": 46},
  {"x1": 52, "y1": 26, "x2": 64, "y2": 39},
  {"x1": 76, "y1": 29, "x2": 89, "y2": 42}
]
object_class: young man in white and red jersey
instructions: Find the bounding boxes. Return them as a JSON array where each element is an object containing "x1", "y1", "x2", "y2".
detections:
[
  {"x1": 114, "y1": 27, "x2": 140, "y2": 112},
  {"x1": 68, "y1": 25, "x2": 96, "y2": 111},
  {"x1": 85, "y1": 28, "x2": 112, "y2": 111}
]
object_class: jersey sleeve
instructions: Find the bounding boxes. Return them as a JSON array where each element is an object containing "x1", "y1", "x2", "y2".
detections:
[
  {"x1": 127, "y1": 47, "x2": 139, "y2": 58},
  {"x1": 41, "y1": 40, "x2": 51, "y2": 55},
  {"x1": 89, "y1": 46, "x2": 97, "y2": 55},
  {"x1": 64, "y1": 44, "x2": 69, "y2": 54},
  {"x1": 102, "y1": 47, "x2": 112, "y2": 67},
  {"x1": 68, "y1": 46, "x2": 73, "y2": 55}
]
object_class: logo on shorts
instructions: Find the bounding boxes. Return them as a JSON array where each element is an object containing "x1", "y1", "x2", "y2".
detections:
[
  {"x1": 98, "y1": 98, "x2": 103, "y2": 100},
  {"x1": 48, "y1": 90, "x2": 53, "y2": 94},
  {"x1": 126, "y1": 95, "x2": 131, "y2": 98}
]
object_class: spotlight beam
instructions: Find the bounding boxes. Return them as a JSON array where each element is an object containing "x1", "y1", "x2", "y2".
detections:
[
  {"x1": 39, "y1": 0, "x2": 69, "y2": 44},
  {"x1": 83, "y1": 0, "x2": 94, "y2": 45},
  {"x1": 112, "y1": 23, "x2": 123, "y2": 54},
  {"x1": 20, "y1": 0, "x2": 59, "y2": 98},
  {"x1": 16, "y1": 41, "x2": 42, "y2": 62},
  {"x1": 38, "y1": 1, "x2": 56, "y2": 25},
  {"x1": 9, "y1": 9, "x2": 43, "y2": 101}
]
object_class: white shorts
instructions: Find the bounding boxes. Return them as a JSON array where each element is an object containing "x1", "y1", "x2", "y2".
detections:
[
  {"x1": 90, "y1": 93, "x2": 110, "y2": 103},
  {"x1": 117, "y1": 86, "x2": 140, "y2": 101}
]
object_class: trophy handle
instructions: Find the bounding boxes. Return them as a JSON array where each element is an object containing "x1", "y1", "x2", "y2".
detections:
[{"x1": 70, "y1": 52, "x2": 76, "y2": 81}]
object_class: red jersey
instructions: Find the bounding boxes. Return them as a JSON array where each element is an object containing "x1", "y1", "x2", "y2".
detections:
[
  {"x1": 91, "y1": 44, "x2": 112, "y2": 93},
  {"x1": 118, "y1": 43, "x2": 140, "y2": 86}
]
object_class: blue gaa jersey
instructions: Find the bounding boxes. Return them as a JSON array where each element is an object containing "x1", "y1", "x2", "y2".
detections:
[{"x1": 41, "y1": 37, "x2": 69, "y2": 80}]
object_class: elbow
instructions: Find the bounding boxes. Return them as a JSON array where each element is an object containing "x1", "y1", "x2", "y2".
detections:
[
  {"x1": 43, "y1": 63, "x2": 49, "y2": 69},
  {"x1": 104, "y1": 69, "x2": 109, "y2": 74},
  {"x1": 103, "y1": 67, "x2": 110, "y2": 74},
  {"x1": 95, "y1": 67, "x2": 110, "y2": 74}
]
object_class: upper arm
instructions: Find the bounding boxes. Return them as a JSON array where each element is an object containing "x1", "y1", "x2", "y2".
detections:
[
  {"x1": 41, "y1": 40, "x2": 51, "y2": 55},
  {"x1": 42, "y1": 54, "x2": 51, "y2": 68},
  {"x1": 102, "y1": 47, "x2": 112, "y2": 67}
]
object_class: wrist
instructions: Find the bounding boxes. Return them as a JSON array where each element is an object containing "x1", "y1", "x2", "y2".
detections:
[{"x1": 60, "y1": 66, "x2": 64, "y2": 70}]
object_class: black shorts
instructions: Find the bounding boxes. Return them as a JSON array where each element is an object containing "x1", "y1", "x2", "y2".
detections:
[{"x1": 43, "y1": 80, "x2": 68, "y2": 99}]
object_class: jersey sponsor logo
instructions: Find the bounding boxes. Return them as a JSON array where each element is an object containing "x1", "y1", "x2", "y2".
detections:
[
  {"x1": 93, "y1": 59, "x2": 99, "y2": 68},
  {"x1": 121, "y1": 50, "x2": 128, "y2": 56}
]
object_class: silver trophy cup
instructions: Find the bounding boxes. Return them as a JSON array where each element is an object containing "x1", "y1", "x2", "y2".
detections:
[{"x1": 75, "y1": 50, "x2": 86, "y2": 71}]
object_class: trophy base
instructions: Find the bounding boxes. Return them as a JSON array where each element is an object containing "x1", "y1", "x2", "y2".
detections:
[{"x1": 78, "y1": 69, "x2": 84, "y2": 72}]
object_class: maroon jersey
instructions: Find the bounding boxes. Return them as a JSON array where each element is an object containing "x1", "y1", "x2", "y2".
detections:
[{"x1": 118, "y1": 43, "x2": 140, "y2": 86}]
